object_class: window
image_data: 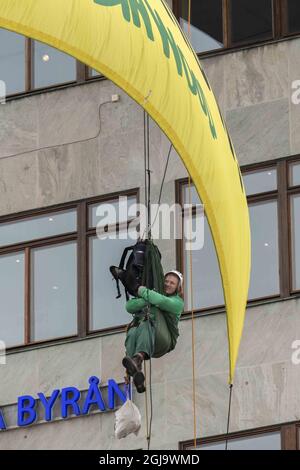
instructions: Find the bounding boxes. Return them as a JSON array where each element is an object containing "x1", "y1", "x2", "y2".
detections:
[
  {"x1": 179, "y1": 0, "x2": 224, "y2": 54},
  {"x1": 242, "y1": 167, "x2": 277, "y2": 195},
  {"x1": 88, "y1": 195, "x2": 138, "y2": 332},
  {"x1": 284, "y1": 0, "x2": 300, "y2": 36},
  {"x1": 0, "y1": 252, "x2": 25, "y2": 348},
  {"x1": 89, "y1": 68, "x2": 102, "y2": 79},
  {"x1": 0, "y1": 28, "x2": 104, "y2": 98},
  {"x1": 182, "y1": 185, "x2": 223, "y2": 310},
  {"x1": 0, "y1": 29, "x2": 25, "y2": 95},
  {"x1": 243, "y1": 167, "x2": 279, "y2": 300},
  {"x1": 290, "y1": 195, "x2": 300, "y2": 290},
  {"x1": 199, "y1": 432, "x2": 281, "y2": 450},
  {"x1": 174, "y1": 0, "x2": 286, "y2": 55},
  {"x1": 177, "y1": 156, "x2": 300, "y2": 314},
  {"x1": 0, "y1": 189, "x2": 138, "y2": 349},
  {"x1": 31, "y1": 242, "x2": 77, "y2": 341},
  {"x1": 230, "y1": 0, "x2": 273, "y2": 45},
  {"x1": 0, "y1": 208, "x2": 77, "y2": 348},
  {"x1": 289, "y1": 160, "x2": 300, "y2": 292},
  {"x1": 289, "y1": 161, "x2": 300, "y2": 187},
  {"x1": 89, "y1": 228, "x2": 138, "y2": 331},
  {"x1": 179, "y1": 422, "x2": 300, "y2": 450},
  {"x1": 0, "y1": 209, "x2": 76, "y2": 247},
  {"x1": 248, "y1": 200, "x2": 279, "y2": 299},
  {"x1": 33, "y1": 40, "x2": 76, "y2": 89}
]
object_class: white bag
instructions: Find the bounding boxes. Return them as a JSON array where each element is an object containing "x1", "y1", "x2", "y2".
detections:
[{"x1": 114, "y1": 399, "x2": 141, "y2": 439}]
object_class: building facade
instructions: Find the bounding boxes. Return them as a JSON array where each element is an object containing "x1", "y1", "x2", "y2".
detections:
[{"x1": 0, "y1": 0, "x2": 300, "y2": 450}]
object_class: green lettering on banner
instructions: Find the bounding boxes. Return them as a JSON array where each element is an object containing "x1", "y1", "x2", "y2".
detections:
[
  {"x1": 94, "y1": 0, "x2": 131, "y2": 22},
  {"x1": 93, "y1": 0, "x2": 217, "y2": 139}
]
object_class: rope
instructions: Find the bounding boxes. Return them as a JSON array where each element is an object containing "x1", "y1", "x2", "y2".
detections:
[
  {"x1": 186, "y1": 0, "x2": 197, "y2": 450},
  {"x1": 150, "y1": 143, "x2": 173, "y2": 233},
  {"x1": 185, "y1": 0, "x2": 234, "y2": 447},
  {"x1": 188, "y1": 0, "x2": 192, "y2": 37},
  {"x1": 142, "y1": 110, "x2": 153, "y2": 450},
  {"x1": 144, "y1": 110, "x2": 148, "y2": 214},
  {"x1": 148, "y1": 354, "x2": 153, "y2": 451},
  {"x1": 146, "y1": 113, "x2": 151, "y2": 238},
  {"x1": 144, "y1": 361, "x2": 149, "y2": 439},
  {"x1": 225, "y1": 384, "x2": 233, "y2": 450},
  {"x1": 187, "y1": 174, "x2": 197, "y2": 449}
]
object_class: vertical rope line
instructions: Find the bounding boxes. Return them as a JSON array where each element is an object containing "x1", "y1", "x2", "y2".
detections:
[
  {"x1": 144, "y1": 110, "x2": 148, "y2": 232},
  {"x1": 146, "y1": 113, "x2": 151, "y2": 239},
  {"x1": 144, "y1": 361, "x2": 149, "y2": 440},
  {"x1": 188, "y1": 174, "x2": 197, "y2": 449},
  {"x1": 187, "y1": 0, "x2": 197, "y2": 450},
  {"x1": 188, "y1": 0, "x2": 192, "y2": 37},
  {"x1": 225, "y1": 384, "x2": 233, "y2": 450}
]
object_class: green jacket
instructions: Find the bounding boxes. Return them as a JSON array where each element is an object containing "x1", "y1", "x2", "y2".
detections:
[{"x1": 126, "y1": 287, "x2": 184, "y2": 349}]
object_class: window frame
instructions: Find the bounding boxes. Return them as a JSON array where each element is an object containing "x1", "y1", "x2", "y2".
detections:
[
  {"x1": 176, "y1": 155, "x2": 300, "y2": 316},
  {"x1": 3, "y1": 35, "x2": 103, "y2": 100},
  {"x1": 280, "y1": 0, "x2": 300, "y2": 38},
  {"x1": 2, "y1": 1, "x2": 299, "y2": 100},
  {"x1": 85, "y1": 191, "x2": 140, "y2": 336},
  {"x1": 179, "y1": 420, "x2": 300, "y2": 450},
  {"x1": 287, "y1": 158, "x2": 300, "y2": 294},
  {"x1": 1, "y1": 188, "x2": 139, "y2": 352},
  {"x1": 173, "y1": 0, "x2": 295, "y2": 57}
]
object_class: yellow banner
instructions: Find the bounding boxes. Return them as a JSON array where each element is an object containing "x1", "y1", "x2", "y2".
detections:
[{"x1": 0, "y1": 0, "x2": 250, "y2": 383}]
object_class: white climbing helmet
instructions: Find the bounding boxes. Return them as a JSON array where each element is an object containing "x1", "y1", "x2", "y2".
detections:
[{"x1": 165, "y1": 270, "x2": 183, "y2": 288}]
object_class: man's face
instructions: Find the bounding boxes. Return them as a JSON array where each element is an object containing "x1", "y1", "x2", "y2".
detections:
[{"x1": 164, "y1": 274, "x2": 179, "y2": 296}]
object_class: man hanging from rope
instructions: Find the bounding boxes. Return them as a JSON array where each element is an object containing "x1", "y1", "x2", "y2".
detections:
[
  {"x1": 122, "y1": 270, "x2": 184, "y2": 393},
  {"x1": 110, "y1": 240, "x2": 184, "y2": 393}
]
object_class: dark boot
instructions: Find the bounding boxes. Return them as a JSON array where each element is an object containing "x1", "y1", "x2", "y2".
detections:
[
  {"x1": 122, "y1": 353, "x2": 146, "y2": 394},
  {"x1": 122, "y1": 353, "x2": 143, "y2": 376}
]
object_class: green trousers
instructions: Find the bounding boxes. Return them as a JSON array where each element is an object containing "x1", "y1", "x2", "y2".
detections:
[{"x1": 125, "y1": 307, "x2": 173, "y2": 359}]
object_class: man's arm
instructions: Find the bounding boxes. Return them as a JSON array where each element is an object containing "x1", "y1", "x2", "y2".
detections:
[
  {"x1": 137, "y1": 287, "x2": 184, "y2": 317},
  {"x1": 126, "y1": 297, "x2": 148, "y2": 314}
]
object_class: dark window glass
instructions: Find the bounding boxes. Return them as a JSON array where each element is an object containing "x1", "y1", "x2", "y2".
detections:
[
  {"x1": 287, "y1": 0, "x2": 300, "y2": 34},
  {"x1": 0, "y1": 28, "x2": 25, "y2": 95},
  {"x1": 230, "y1": 0, "x2": 273, "y2": 45},
  {"x1": 180, "y1": 0, "x2": 223, "y2": 53}
]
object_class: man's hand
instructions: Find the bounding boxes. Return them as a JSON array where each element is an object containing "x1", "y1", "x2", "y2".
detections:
[{"x1": 137, "y1": 286, "x2": 145, "y2": 296}]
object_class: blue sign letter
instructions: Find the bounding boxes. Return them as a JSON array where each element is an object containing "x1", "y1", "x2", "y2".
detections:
[
  {"x1": 61, "y1": 387, "x2": 81, "y2": 419},
  {"x1": 38, "y1": 389, "x2": 60, "y2": 422},
  {"x1": 82, "y1": 376, "x2": 106, "y2": 414},
  {"x1": 108, "y1": 379, "x2": 128, "y2": 409},
  {"x1": 0, "y1": 409, "x2": 6, "y2": 430},
  {"x1": 18, "y1": 395, "x2": 36, "y2": 426}
]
